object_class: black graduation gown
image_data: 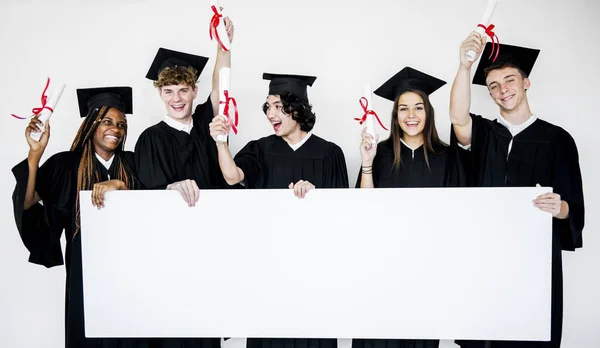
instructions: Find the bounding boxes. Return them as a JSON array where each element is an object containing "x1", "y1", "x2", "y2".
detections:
[
  {"x1": 134, "y1": 96, "x2": 225, "y2": 190},
  {"x1": 453, "y1": 114, "x2": 585, "y2": 348},
  {"x1": 235, "y1": 134, "x2": 347, "y2": 348},
  {"x1": 352, "y1": 339, "x2": 438, "y2": 348},
  {"x1": 11, "y1": 150, "x2": 152, "y2": 348},
  {"x1": 234, "y1": 134, "x2": 349, "y2": 189},
  {"x1": 355, "y1": 139, "x2": 465, "y2": 189}
]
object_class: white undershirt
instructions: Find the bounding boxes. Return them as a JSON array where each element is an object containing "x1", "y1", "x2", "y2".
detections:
[
  {"x1": 497, "y1": 114, "x2": 538, "y2": 156},
  {"x1": 288, "y1": 132, "x2": 312, "y2": 151},
  {"x1": 95, "y1": 153, "x2": 115, "y2": 179},
  {"x1": 164, "y1": 115, "x2": 193, "y2": 134}
]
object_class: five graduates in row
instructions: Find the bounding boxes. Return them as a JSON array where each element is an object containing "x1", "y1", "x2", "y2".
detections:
[{"x1": 11, "y1": 14, "x2": 584, "y2": 348}]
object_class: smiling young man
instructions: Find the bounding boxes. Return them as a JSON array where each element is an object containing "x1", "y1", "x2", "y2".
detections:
[
  {"x1": 134, "y1": 17, "x2": 234, "y2": 206},
  {"x1": 450, "y1": 33, "x2": 585, "y2": 348},
  {"x1": 209, "y1": 73, "x2": 349, "y2": 199}
]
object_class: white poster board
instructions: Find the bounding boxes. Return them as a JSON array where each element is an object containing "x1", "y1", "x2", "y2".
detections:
[{"x1": 79, "y1": 187, "x2": 552, "y2": 341}]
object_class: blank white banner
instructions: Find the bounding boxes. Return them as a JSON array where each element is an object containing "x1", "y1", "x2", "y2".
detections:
[{"x1": 79, "y1": 187, "x2": 552, "y2": 341}]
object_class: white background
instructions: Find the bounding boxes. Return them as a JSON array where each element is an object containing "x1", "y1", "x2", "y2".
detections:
[{"x1": 0, "y1": 0, "x2": 598, "y2": 347}]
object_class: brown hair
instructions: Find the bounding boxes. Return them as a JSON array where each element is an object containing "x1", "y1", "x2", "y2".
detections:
[
  {"x1": 484, "y1": 62, "x2": 528, "y2": 81},
  {"x1": 70, "y1": 106, "x2": 137, "y2": 237},
  {"x1": 153, "y1": 66, "x2": 198, "y2": 88},
  {"x1": 386, "y1": 89, "x2": 446, "y2": 169}
]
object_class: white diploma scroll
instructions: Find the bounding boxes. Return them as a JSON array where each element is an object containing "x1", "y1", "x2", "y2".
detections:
[
  {"x1": 209, "y1": 0, "x2": 231, "y2": 51},
  {"x1": 466, "y1": 0, "x2": 498, "y2": 62},
  {"x1": 216, "y1": 67, "x2": 231, "y2": 143},
  {"x1": 363, "y1": 84, "x2": 376, "y2": 144},
  {"x1": 30, "y1": 82, "x2": 65, "y2": 141}
]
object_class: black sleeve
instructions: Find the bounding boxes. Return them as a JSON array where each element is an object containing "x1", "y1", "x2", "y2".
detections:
[
  {"x1": 134, "y1": 130, "x2": 171, "y2": 190},
  {"x1": 450, "y1": 113, "x2": 493, "y2": 187},
  {"x1": 11, "y1": 155, "x2": 70, "y2": 268},
  {"x1": 120, "y1": 151, "x2": 143, "y2": 190},
  {"x1": 448, "y1": 132, "x2": 470, "y2": 188},
  {"x1": 552, "y1": 131, "x2": 585, "y2": 250},
  {"x1": 234, "y1": 140, "x2": 264, "y2": 189},
  {"x1": 324, "y1": 145, "x2": 349, "y2": 189},
  {"x1": 193, "y1": 96, "x2": 227, "y2": 189}
]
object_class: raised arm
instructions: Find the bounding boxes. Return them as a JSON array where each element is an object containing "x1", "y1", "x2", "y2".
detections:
[
  {"x1": 23, "y1": 115, "x2": 49, "y2": 209},
  {"x1": 450, "y1": 32, "x2": 486, "y2": 146}
]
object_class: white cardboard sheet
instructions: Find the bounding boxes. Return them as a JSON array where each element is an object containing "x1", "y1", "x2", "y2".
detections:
[{"x1": 80, "y1": 187, "x2": 552, "y2": 341}]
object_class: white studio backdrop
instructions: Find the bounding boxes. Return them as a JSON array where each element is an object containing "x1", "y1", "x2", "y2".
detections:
[{"x1": 0, "y1": 0, "x2": 598, "y2": 347}]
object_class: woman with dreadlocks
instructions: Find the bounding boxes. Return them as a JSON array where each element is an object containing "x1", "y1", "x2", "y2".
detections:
[{"x1": 11, "y1": 86, "x2": 145, "y2": 348}]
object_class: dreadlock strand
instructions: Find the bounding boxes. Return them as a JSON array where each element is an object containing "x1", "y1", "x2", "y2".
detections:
[{"x1": 73, "y1": 106, "x2": 109, "y2": 236}]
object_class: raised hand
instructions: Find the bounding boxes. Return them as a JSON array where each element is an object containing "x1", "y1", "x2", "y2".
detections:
[
  {"x1": 359, "y1": 127, "x2": 378, "y2": 166},
  {"x1": 460, "y1": 31, "x2": 486, "y2": 69},
  {"x1": 25, "y1": 115, "x2": 50, "y2": 153},
  {"x1": 209, "y1": 115, "x2": 230, "y2": 143}
]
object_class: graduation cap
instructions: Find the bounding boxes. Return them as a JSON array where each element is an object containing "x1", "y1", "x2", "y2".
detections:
[
  {"x1": 76, "y1": 87, "x2": 133, "y2": 118},
  {"x1": 374, "y1": 67, "x2": 446, "y2": 102},
  {"x1": 473, "y1": 42, "x2": 541, "y2": 86},
  {"x1": 145, "y1": 47, "x2": 209, "y2": 81},
  {"x1": 263, "y1": 73, "x2": 317, "y2": 100}
]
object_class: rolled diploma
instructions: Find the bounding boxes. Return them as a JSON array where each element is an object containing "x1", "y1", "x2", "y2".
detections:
[
  {"x1": 209, "y1": 0, "x2": 231, "y2": 51},
  {"x1": 30, "y1": 83, "x2": 65, "y2": 141},
  {"x1": 363, "y1": 84, "x2": 376, "y2": 144},
  {"x1": 466, "y1": 0, "x2": 497, "y2": 61},
  {"x1": 216, "y1": 67, "x2": 231, "y2": 143}
]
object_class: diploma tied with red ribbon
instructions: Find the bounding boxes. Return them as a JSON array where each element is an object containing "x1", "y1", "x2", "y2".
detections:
[
  {"x1": 209, "y1": 0, "x2": 231, "y2": 51},
  {"x1": 354, "y1": 84, "x2": 387, "y2": 144},
  {"x1": 11, "y1": 77, "x2": 66, "y2": 141},
  {"x1": 217, "y1": 67, "x2": 239, "y2": 143},
  {"x1": 466, "y1": 0, "x2": 498, "y2": 62}
]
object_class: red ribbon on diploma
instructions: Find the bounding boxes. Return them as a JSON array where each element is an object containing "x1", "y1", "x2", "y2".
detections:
[
  {"x1": 209, "y1": 5, "x2": 229, "y2": 52},
  {"x1": 478, "y1": 24, "x2": 500, "y2": 62},
  {"x1": 11, "y1": 77, "x2": 53, "y2": 119},
  {"x1": 220, "y1": 90, "x2": 239, "y2": 134},
  {"x1": 354, "y1": 97, "x2": 388, "y2": 131}
]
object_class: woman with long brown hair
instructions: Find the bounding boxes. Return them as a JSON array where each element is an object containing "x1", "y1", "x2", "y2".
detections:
[
  {"x1": 11, "y1": 86, "x2": 143, "y2": 348},
  {"x1": 357, "y1": 67, "x2": 464, "y2": 190}
]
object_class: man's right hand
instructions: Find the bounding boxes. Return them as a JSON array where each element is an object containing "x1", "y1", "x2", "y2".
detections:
[
  {"x1": 460, "y1": 31, "x2": 486, "y2": 69},
  {"x1": 167, "y1": 179, "x2": 200, "y2": 207},
  {"x1": 25, "y1": 115, "x2": 50, "y2": 155}
]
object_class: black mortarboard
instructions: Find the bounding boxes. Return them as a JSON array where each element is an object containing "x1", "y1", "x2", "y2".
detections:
[
  {"x1": 374, "y1": 67, "x2": 446, "y2": 101},
  {"x1": 76, "y1": 87, "x2": 133, "y2": 118},
  {"x1": 473, "y1": 42, "x2": 540, "y2": 86},
  {"x1": 145, "y1": 47, "x2": 209, "y2": 81},
  {"x1": 263, "y1": 73, "x2": 317, "y2": 100}
]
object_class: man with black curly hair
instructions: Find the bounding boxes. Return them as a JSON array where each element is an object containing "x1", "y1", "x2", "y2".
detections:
[{"x1": 210, "y1": 73, "x2": 349, "y2": 199}]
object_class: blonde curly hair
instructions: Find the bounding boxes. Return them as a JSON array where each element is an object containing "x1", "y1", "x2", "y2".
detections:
[{"x1": 154, "y1": 66, "x2": 198, "y2": 88}]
